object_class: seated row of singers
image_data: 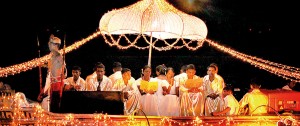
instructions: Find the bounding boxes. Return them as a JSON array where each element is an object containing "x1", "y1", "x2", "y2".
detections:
[
  {"x1": 63, "y1": 63, "x2": 180, "y2": 116},
  {"x1": 60, "y1": 62, "x2": 269, "y2": 116},
  {"x1": 134, "y1": 64, "x2": 269, "y2": 117},
  {"x1": 60, "y1": 62, "x2": 207, "y2": 116}
]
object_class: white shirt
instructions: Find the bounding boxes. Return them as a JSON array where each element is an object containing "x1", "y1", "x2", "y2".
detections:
[
  {"x1": 86, "y1": 75, "x2": 112, "y2": 91},
  {"x1": 169, "y1": 79, "x2": 179, "y2": 95},
  {"x1": 109, "y1": 71, "x2": 122, "y2": 86},
  {"x1": 203, "y1": 74, "x2": 225, "y2": 97},
  {"x1": 64, "y1": 76, "x2": 86, "y2": 91},
  {"x1": 85, "y1": 72, "x2": 97, "y2": 82},
  {"x1": 282, "y1": 85, "x2": 293, "y2": 90},
  {"x1": 112, "y1": 77, "x2": 137, "y2": 92},
  {"x1": 174, "y1": 73, "x2": 187, "y2": 84},
  {"x1": 222, "y1": 94, "x2": 240, "y2": 116}
]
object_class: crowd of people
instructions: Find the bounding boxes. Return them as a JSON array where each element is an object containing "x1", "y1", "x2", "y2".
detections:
[
  {"x1": 32, "y1": 35, "x2": 298, "y2": 116},
  {"x1": 37, "y1": 61, "x2": 285, "y2": 116}
]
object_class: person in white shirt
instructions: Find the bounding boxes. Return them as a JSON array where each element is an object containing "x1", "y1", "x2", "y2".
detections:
[
  {"x1": 108, "y1": 62, "x2": 122, "y2": 86},
  {"x1": 135, "y1": 65, "x2": 160, "y2": 116},
  {"x1": 179, "y1": 64, "x2": 204, "y2": 116},
  {"x1": 239, "y1": 78, "x2": 268, "y2": 115},
  {"x1": 85, "y1": 62, "x2": 103, "y2": 84},
  {"x1": 282, "y1": 81, "x2": 296, "y2": 91},
  {"x1": 174, "y1": 65, "x2": 187, "y2": 85},
  {"x1": 212, "y1": 86, "x2": 239, "y2": 116},
  {"x1": 64, "y1": 66, "x2": 86, "y2": 91},
  {"x1": 112, "y1": 68, "x2": 141, "y2": 115},
  {"x1": 166, "y1": 67, "x2": 179, "y2": 96},
  {"x1": 86, "y1": 63, "x2": 112, "y2": 91},
  {"x1": 203, "y1": 64, "x2": 225, "y2": 116},
  {"x1": 158, "y1": 66, "x2": 180, "y2": 116}
]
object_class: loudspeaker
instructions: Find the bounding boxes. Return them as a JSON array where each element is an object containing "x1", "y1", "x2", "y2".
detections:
[{"x1": 60, "y1": 91, "x2": 124, "y2": 115}]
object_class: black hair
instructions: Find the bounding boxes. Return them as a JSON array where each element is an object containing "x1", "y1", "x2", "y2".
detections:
[
  {"x1": 113, "y1": 62, "x2": 122, "y2": 68},
  {"x1": 186, "y1": 64, "x2": 196, "y2": 70},
  {"x1": 250, "y1": 77, "x2": 261, "y2": 88},
  {"x1": 143, "y1": 65, "x2": 151, "y2": 71},
  {"x1": 93, "y1": 62, "x2": 105, "y2": 71},
  {"x1": 72, "y1": 66, "x2": 81, "y2": 71},
  {"x1": 207, "y1": 64, "x2": 217, "y2": 70},
  {"x1": 121, "y1": 68, "x2": 131, "y2": 74},
  {"x1": 210, "y1": 63, "x2": 218, "y2": 71},
  {"x1": 180, "y1": 65, "x2": 187, "y2": 72},
  {"x1": 210, "y1": 63, "x2": 218, "y2": 68},
  {"x1": 155, "y1": 65, "x2": 164, "y2": 72},
  {"x1": 167, "y1": 67, "x2": 174, "y2": 73},
  {"x1": 223, "y1": 86, "x2": 233, "y2": 92},
  {"x1": 156, "y1": 65, "x2": 167, "y2": 75},
  {"x1": 141, "y1": 65, "x2": 151, "y2": 77}
]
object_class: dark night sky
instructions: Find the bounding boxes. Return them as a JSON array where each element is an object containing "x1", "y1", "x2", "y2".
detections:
[{"x1": 1, "y1": 0, "x2": 299, "y2": 100}]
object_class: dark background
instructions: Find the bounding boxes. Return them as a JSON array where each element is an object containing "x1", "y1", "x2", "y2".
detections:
[{"x1": 1, "y1": 0, "x2": 299, "y2": 101}]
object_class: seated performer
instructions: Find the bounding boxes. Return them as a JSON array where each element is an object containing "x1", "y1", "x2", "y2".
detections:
[
  {"x1": 112, "y1": 68, "x2": 141, "y2": 115},
  {"x1": 64, "y1": 66, "x2": 86, "y2": 91},
  {"x1": 203, "y1": 63, "x2": 225, "y2": 116},
  {"x1": 239, "y1": 78, "x2": 268, "y2": 115},
  {"x1": 85, "y1": 63, "x2": 112, "y2": 91},
  {"x1": 166, "y1": 67, "x2": 179, "y2": 97},
  {"x1": 211, "y1": 86, "x2": 239, "y2": 116},
  {"x1": 179, "y1": 64, "x2": 204, "y2": 116},
  {"x1": 135, "y1": 65, "x2": 160, "y2": 116},
  {"x1": 108, "y1": 62, "x2": 123, "y2": 86},
  {"x1": 156, "y1": 65, "x2": 180, "y2": 116}
]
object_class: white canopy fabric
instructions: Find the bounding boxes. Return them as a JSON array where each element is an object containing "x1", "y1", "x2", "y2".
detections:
[{"x1": 99, "y1": 0, "x2": 208, "y2": 40}]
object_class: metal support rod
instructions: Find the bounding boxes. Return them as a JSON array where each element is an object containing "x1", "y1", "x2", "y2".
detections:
[{"x1": 147, "y1": 33, "x2": 153, "y2": 67}]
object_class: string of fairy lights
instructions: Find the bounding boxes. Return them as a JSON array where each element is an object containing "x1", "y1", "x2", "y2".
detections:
[
  {"x1": 101, "y1": 33, "x2": 204, "y2": 51},
  {"x1": 205, "y1": 39, "x2": 300, "y2": 82},
  {"x1": 1, "y1": 31, "x2": 300, "y2": 83},
  {"x1": 0, "y1": 31, "x2": 101, "y2": 78}
]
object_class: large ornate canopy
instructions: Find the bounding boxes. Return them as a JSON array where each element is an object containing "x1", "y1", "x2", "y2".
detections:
[
  {"x1": 100, "y1": 0, "x2": 207, "y2": 40},
  {"x1": 99, "y1": 0, "x2": 208, "y2": 66}
]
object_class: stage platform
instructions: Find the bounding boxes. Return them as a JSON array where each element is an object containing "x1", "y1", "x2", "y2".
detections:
[
  {"x1": 1, "y1": 90, "x2": 300, "y2": 125},
  {"x1": 0, "y1": 107, "x2": 299, "y2": 126}
]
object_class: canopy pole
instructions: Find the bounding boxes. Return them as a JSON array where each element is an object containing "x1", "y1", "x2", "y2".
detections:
[{"x1": 147, "y1": 33, "x2": 153, "y2": 67}]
